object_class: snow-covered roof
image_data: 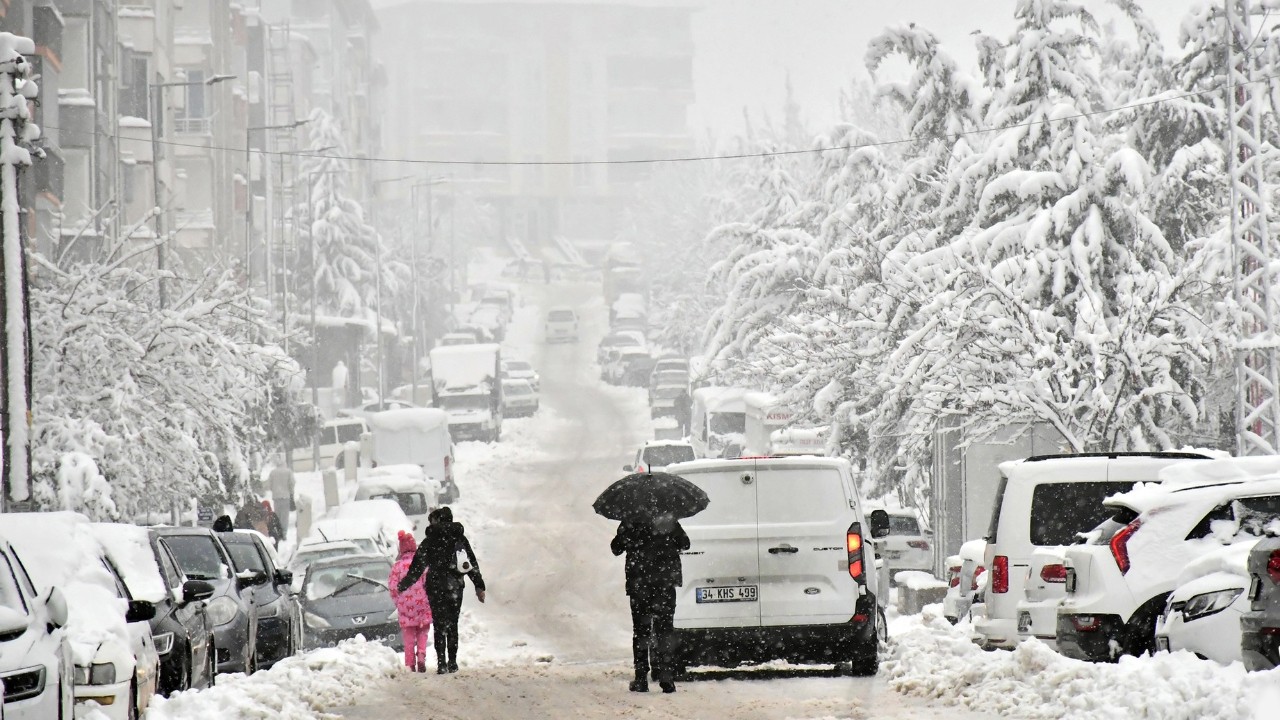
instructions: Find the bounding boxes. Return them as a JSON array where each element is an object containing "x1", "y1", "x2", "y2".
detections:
[
  {"x1": 693, "y1": 386, "x2": 750, "y2": 413},
  {"x1": 366, "y1": 407, "x2": 449, "y2": 433},
  {"x1": 308, "y1": 518, "x2": 385, "y2": 542},
  {"x1": 429, "y1": 344, "x2": 500, "y2": 390},
  {"x1": 331, "y1": 500, "x2": 413, "y2": 532}
]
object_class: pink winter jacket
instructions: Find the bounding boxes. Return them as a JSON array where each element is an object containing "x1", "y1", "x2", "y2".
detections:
[{"x1": 389, "y1": 550, "x2": 433, "y2": 627}]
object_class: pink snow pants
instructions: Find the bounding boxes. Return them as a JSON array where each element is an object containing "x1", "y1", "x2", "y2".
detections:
[{"x1": 401, "y1": 623, "x2": 431, "y2": 668}]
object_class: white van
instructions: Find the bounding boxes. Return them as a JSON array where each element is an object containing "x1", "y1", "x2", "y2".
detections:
[
  {"x1": 665, "y1": 456, "x2": 890, "y2": 675},
  {"x1": 367, "y1": 408, "x2": 458, "y2": 503},
  {"x1": 291, "y1": 417, "x2": 369, "y2": 472},
  {"x1": 975, "y1": 451, "x2": 1211, "y2": 649},
  {"x1": 690, "y1": 387, "x2": 749, "y2": 459}
]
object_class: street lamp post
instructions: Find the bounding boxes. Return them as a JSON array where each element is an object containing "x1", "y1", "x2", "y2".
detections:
[{"x1": 149, "y1": 73, "x2": 236, "y2": 310}]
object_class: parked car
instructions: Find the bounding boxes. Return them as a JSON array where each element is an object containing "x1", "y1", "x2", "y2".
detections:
[
  {"x1": 292, "y1": 417, "x2": 370, "y2": 472},
  {"x1": 1242, "y1": 533, "x2": 1280, "y2": 670},
  {"x1": 339, "y1": 399, "x2": 418, "y2": 421},
  {"x1": 354, "y1": 468, "x2": 441, "y2": 538},
  {"x1": 665, "y1": 456, "x2": 891, "y2": 676},
  {"x1": 330, "y1": 501, "x2": 415, "y2": 552},
  {"x1": 605, "y1": 347, "x2": 651, "y2": 385},
  {"x1": 624, "y1": 441, "x2": 696, "y2": 474},
  {"x1": 545, "y1": 306, "x2": 579, "y2": 343},
  {"x1": 367, "y1": 409, "x2": 457, "y2": 504},
  {"x1": 501, "y1": 359, "x2": 540, "y2": 391},
  {"x1": 649, "y1": 383, "x2": 687, "y2": 418},
  {"x1": 1015, "y1": 547, "x2": 1069, "y2": 649},
  {"x1": 301, "y1": 555, "x2": 399, "y2": 650},
  {"x1": 942, "y1": 539, "x2": 986, "y2": 625},
  {"x1": 216, "y1": 531, "x2": 302, "y2": 670},
  {"x1": 975, "y1": 451, "x2": 1211, "y2": 650},
  {"x1": 597, "y1": 332, "x2": 645, "y2": 364},
  {"x1": 501, "y1": 378, "x2": 540, "y2": 418},
  {"x1": 652, "y1": 357, "x2": 689, "y2": 376},
  {"x1": 305, "y1": 518, "x2": 396, "y2": 560},
  {"x1": 154, "y1": 527, "x2": 261, "y2": 675},
  {"x1": 1156, "y1": 540, "x2": 1255, "y2": 665},
  {"x1": 1059, "y1": 465, "x2": 1280, "y2": 662},
  {"x1": 875, "y1": 508, "x2": 932, "y2": 578},
  {"x1": 92, "y1": 524, "x2": 216, "y2": 697},
  {"x1": 286, "y1": 541, "x2": 363, "y2": 593},
  {"x1": 2, "y1": 513, "x2": 160, "y2": 720},
  {"x1": 0, "y1": 535, "x2": 74, "y2": 720}
]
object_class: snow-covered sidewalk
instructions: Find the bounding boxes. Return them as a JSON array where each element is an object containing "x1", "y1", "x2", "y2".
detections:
[
  {"x1": 886, "y1": 607, "x2": 1280, "y2": 720},
  {"x1": 145, "y1": 639, "x2": 401, "y2": 719}
]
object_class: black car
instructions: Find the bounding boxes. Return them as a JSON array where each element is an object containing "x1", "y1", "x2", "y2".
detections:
[
  {"x1": 301, "y1": 555, "x2": 400, "y2": 650},
  {"x1": 217, "y1": 531, "x2": 302, "y2": 669},
  {"x1": 91, "y1": 522, "x2": 218, "y2": 696},
  {"x1": 156, "y1": 527, "x2": 262, "y2": 674}
]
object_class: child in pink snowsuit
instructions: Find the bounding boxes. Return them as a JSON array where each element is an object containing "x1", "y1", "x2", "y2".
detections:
[{"x1": 389, "y1": 530, "x2": 433, "y2": 671}]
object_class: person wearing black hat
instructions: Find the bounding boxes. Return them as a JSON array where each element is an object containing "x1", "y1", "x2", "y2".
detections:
[
  {"x1": 397, "y1": 506, "x2": 486, "y2": 674},
  {"x1": 611, "y1": 512, "x2": 689, "y2": 693}
]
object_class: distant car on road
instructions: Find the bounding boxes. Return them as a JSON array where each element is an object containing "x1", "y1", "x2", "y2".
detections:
[
  {"x1": 875, "y1": 508, "x2": 932, "y2": 577},
  {"x1": 624, "y1": 441, "x2": 696, "y2": 474},
  {"x1": 597, "y1": 332, "x2": 645, "y2": 364},
  {"x1": 502, "y1": 378, "x2": 540, "y2": 418},
  {"x1": 501, "y1": 359, "x2": 540, "y2": 391},
  {"x1": 545, "y1": 306, "x2": 579, "y2": 343}
]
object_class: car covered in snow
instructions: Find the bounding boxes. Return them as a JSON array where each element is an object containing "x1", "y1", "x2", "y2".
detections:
[
  {"x1": 624, "y1": 441, "x2": 696, "y2": 474},
  {"x1": 501, "y1": 359, "x2": 540, "y2": 391},
  {"x1": 216, "y1": 531, "x2": 302, "y2": 671},
  {"x1": 154, "y1": 526, "x2": 262, "y2": 675},
  {"x1": 286, "y1": 541, "x2": 362, "y2": 593},
  {"x1": 91, "y1": 523, "x2": 216, "y2": 697},
  {"x1": 1155, "y1": 540, "x2": 1256, "y2": 665},
  {"x1": 0, "y1": 534, "x2": 73, "y2": 720},
  {"x1": 1014, "y1": 547, "x2": 1069, "y2": 649},
  {"x1": 1059, "y1": 458, "x2": 1280, "y2": 662},
  {"x1": 1, "y1": 512, "x2": 161, "y2": 720},
  {"x1": 501, "y1": 378, "x2": 540, "y2": 418},
  {"x1": 942, "y1": 539, "x2": 986, "y2": 625},
  {"x1": 603, "y1": 347, "x2": 651, "y2": 386},
  {"x1": 367, "y1": 409, "x2": 457, "y2": 504},
  {"x1": 597, "y1": 332, "x2": 646, "y2": 364},
  {"x1": 300, "y1": 555, "x2": 399, "y2": 651},
  {"x1": 329, "y1": 501, "x2": 415, "y2": 556},
  {"x1": 976, "y1": 451, "x2": 1211, "y2": 650},
  {"x1": 293, "y1": 417, "x2": 369, "y2": 472},
  {"x1": 544, "y1": 306, "x2": 579, "y2": 343},
  {"x1": 302, "y1": 520, "x2": 390, "y2": 560},
  {"x1": 354, "y1": 468, "x2": 442, "y2": 538}
]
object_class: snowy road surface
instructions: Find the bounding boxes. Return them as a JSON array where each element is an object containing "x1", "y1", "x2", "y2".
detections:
[{"x1": 331, "y1": 282, "x2": 997, "y2": 719}]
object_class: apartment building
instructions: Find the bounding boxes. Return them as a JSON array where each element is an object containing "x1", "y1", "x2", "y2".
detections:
[{"x1": 376, "y1": 0, "x2": 698, "y2": 258}]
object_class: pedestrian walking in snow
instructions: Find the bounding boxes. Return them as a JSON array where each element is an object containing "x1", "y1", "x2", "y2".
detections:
[
  {"x1": 396, "y1": 506, "x2": 486, "y2": 674},
  {"x1": 234, "y1": 496, "x2": 268, "y2": 536},
  {"x1": 262, "y1": 500, "x2": 286, "y2": 548},
  {"x1": 611, "y1": 512, "x2": 689, "y2": 693},
  {"x1": 389, "y1": 530, "x2": 433, "y2": 672},
  {"x1": 673, "y1": 389, "x2": 692, "y2": 437}
]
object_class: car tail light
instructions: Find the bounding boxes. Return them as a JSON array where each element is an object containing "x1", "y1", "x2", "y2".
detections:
[
  {"x1": 948, "y1": 565, "x2": 962, "y2": 588},
  {"x1": 1110, "y1": 518, "x2": 1143, "y2": 575},
  {"x1": 1268, "y1": 550, "x2": 1280, "y2": 585},
  {"x1": 908, "y1": 540, "x2": 930, "y2": 551},
  {"x1": 1040, "y1": 563, "x2": 1068, "y2": 584},
  {"x1": 992, "y1": 555, "x2": 1009, "y2": 594},
  {"x1": 972, "y1": 566, "x2": 985, "y2": 591},
  {"x1": 1261, "y1": 627, "x2": 1280, "y2": 636},
  {"x1": 847, "y1": 523, "x2": 865, "y2": 581},
  {"x1": 1071, "y1": 615, "x2": 1102, "y2": 632}
]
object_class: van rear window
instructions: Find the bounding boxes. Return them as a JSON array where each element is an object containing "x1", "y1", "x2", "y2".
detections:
[{"x1": 1029, "y1": 482, "x2": 1135, "y2": 546}]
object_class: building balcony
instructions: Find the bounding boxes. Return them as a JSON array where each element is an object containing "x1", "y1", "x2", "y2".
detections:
[
  {"x1": 118, "y1": 6, "x2": 157, "y2": 54},
  {"x1": 174, "y1": 116, "x2": 212, "y2": 135}
]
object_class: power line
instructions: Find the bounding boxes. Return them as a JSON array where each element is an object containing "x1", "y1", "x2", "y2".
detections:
[{"x1": 35, "y1": 72, "x2": 1278, "y2": 168}]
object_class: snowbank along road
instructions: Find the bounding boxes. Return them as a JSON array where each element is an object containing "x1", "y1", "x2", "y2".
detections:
[{"x1": 333, "y1": 281, "x2": 997, "y2": 719}]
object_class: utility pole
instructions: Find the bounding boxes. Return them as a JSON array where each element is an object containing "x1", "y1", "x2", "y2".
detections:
[
  {"x1": 1226, "y1": 0, "x2": 1280, "y2": 455},
  {"x1": 0, "y1": 33, "x2": 38, "y2": 513},
  {"x1": 246, "y1": 119, "x2": 308, "y2": 295}
]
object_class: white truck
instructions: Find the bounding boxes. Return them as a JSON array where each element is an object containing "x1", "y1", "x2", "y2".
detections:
[
  {"x1": 428, "y1": 343, "x2": 504, "y2": 443},
  {"x1": 744, "y1": 391, "x2": 794, "y2": 456},
  {"x1": 366, "y1": 408, "x2": 457, "y2": 503},
  {"x1": 690, "y1": 387, "x2": 750, "y2": 459}
]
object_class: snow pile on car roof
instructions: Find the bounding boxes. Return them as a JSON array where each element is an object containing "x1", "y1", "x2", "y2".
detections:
[
  {"x1": 365, "y1": 407, "x2": 448, "y2": 432},
  {"x1": 91, "y1": 522, "x2": 167, "y2": 603},
  {"x1": 886, "y1": 609, "x2": 1279, "y2": 719},
  {"x1": 0, "y1": 512, "x2": 131, "y2": 665},
  {"x1": 146, "y1": 638, "x2": 400, "y2": 719}
]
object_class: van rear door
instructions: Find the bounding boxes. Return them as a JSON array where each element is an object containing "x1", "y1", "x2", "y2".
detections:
[
  {"x1": 676, "y1": 465, "x2": 762, "y2": 629},
  {"x1": 755, "y1": 462, "x2": 858, "y2": 626}
]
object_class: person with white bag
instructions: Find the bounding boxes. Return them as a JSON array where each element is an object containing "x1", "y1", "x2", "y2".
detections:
[{"x1": 396, "y1": 506, "x2": 486, "y2": 674}]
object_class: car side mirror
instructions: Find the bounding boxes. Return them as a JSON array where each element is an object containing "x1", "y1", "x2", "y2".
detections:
[
  {"x1": 236, "y1": 570, "x2": 268, "y2": 590},
  {"x1": 45, "y1": 586, "x2": 69, "y2": 629},
  {"x1": 126, "y1": 600, "x2": 156, "y2": 623},
  {"x1": 274, "y1": 569, "x2": 293, "y2": 588},
  {"x1": 182, "y1": 579, "x2": 216, "y2": 604},
  {"x1": 868, "y1": 509, "x2": 891, "y2": 539}
]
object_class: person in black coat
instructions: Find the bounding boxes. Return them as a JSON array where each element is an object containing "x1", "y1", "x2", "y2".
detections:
[
  {"x1": 396, "y1": 506, "x2": 486, "y2": 674},
  {"x1": 611, "y1": 513, "x2": 690, "y2": 694}
]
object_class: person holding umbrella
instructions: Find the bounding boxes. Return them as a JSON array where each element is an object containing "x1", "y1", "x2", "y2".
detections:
[{"x1": 595, "y1": 470, "x2": 709, "y2": 694}]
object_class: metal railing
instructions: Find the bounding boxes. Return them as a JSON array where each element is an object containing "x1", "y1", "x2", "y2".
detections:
[{"x1": 173, "y1": 116, "x2": 211, "y2": 135}]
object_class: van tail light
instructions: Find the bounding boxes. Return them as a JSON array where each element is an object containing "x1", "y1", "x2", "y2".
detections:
[
  {"x1": 1071, "y1": 615, "x2": 1102, "y2": 632},
  {"x1": 908, "y1": 540, "x2": 930, "y2": 551},
  {"x1": 1110, "y1": 519, "x2": 1142, "y2": 575},
  {"x1": 846, "y1": 523, "x2": 865, "y2": 581},
  {"x1": 948, "y1": 565, "x2": 962, "y2": 588},
  {"x1": 992, "y1": 555, "x2": 1009, "y2": 594},
  {"x1": 972, "y1": 566, "x2": 985, "y2": 591},
  {"x1": 1040, "y1": 563, "x2": 1068, "y2": 584},
  {"x1": 1267, "y1": 550, "x2": 1280, "y2": 584}
]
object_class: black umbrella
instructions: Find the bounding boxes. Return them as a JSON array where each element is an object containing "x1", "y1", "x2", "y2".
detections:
[{"x1": 593, "y1": 471, "x2": 709, "y2": 522}]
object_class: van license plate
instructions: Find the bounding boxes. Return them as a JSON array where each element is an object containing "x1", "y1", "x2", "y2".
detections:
[
  {"x1": 696, "y1": 585, "x2": 758, "y2": 603},
  {"x1": 1017, "y1": 611, "x2": 1031, "y2": 634}
]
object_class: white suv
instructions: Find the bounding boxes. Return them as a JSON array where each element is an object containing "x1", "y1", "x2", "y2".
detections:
[
  {"x1": 976, "y1": 452, "x2": 1211, "y2": 650},
  {"x1": 544, "y1": 307, "x2": 579, "y2": 343},
  {"x1": 666, "y1": 456, "x2": 890, "y2": 675},
  {"x1": 1059, "y1": 460, "x2": 1280, "y2": 661}
]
